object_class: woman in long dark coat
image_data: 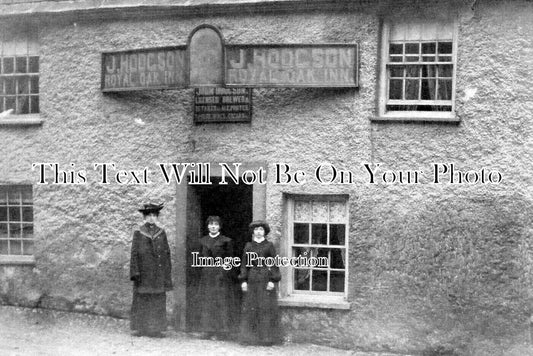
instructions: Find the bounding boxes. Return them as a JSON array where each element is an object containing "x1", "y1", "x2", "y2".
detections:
[
  {"x1": 197, "y1": 216, "x2": 236, "y2": 340},
  {"x1": 130, "y1": 203, "x2": 173, "y2": 337},
  {"x1": 239, "y1": 220, "x2": 282, "y2": 345}
]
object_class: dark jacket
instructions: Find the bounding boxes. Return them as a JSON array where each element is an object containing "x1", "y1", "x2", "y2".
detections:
[
  {"x1": 197, "y1": 234, "x2": 237, "y2": 333},
  {"x1": 130, "y1": 223, "x2": 173, "y2": 294}
]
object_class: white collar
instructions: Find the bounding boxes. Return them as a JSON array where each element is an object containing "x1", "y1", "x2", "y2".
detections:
[
  {"x1": 209, "y1": 232, "x2": 220, "y2": 238},
  {"x1": 253, "y1": 237, "x2": 265, "y2": 243}
]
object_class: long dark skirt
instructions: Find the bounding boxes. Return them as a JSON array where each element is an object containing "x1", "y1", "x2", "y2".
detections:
[
  {"x1": 197, "y1": 267, "x2": 238, "y2": 334},
  {"x1": 239, "y1": 280, "x2": 281, "y2": 345},
  {"x1": 130, "y1": 289, "x2": 167, "y2": 334}
]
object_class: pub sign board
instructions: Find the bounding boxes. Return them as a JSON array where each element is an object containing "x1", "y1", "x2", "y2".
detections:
[
  {"x1": 101, "y1": 25, "x2": 359, "y2": 91},
  {"x1": 101, "y1": 46, "x2": 188, "y2": 92},
  {"x1": 194, "y1": 87, "x2": 252, "y2": 123},
  {"x1": 225, "y1": 44, "x2": 359, "y2": 88}
]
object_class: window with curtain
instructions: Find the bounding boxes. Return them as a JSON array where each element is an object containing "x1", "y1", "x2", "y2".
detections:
[
  {"x1": 286, "y1": 195, "x2": 348, "y2": 296},
  {"x1": 0, "y1": 185, "x2": 34, "y2": 257},
  {"x1": 0, "y1": 25, "x2": 39, "y2": 115},
  {"x1": 379, "y1": 19, "x2": 457, "y2": 120}
]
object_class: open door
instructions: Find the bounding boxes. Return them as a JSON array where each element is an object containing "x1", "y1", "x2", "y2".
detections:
[{"x1": 185, "y1": 177, "x2": 253, "y2": 333}]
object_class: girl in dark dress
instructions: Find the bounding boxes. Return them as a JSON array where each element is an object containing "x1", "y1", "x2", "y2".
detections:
[
  {"x1": 130, "y1": 203, "x2": 173, "y2": 337},
  {"x1": 239, "y1": 220, "x2": 282, "y2": 345},
  {"x1": 197, "y1": 216, "x2": 236, "y2": 340}
]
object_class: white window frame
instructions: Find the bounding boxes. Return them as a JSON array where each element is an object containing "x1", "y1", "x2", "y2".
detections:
[
  {"x1": 0, "y1": 24, "x2": 42, "y2": 126},
  {"x1": 279, "y1": 194, "x2": 350, "y2": 309},
  {"x1": 377, "y1": 18, "x2": 459, "y2": 122},
  {"x1": 0, "y1": 184, "x2": 35, "y2": 264}
]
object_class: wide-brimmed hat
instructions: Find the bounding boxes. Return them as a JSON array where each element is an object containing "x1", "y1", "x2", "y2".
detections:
[
  {"x1": 249, "y1": 220, "x2": 270, "y2": 236},
  {"x1": 138, "y1": 203, "x2": 164, "y2": 214}
]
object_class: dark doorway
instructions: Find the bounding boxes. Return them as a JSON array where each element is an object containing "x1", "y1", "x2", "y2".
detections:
[{"x1": 185, "y1": 177, "x2": 253, "y2": 332}]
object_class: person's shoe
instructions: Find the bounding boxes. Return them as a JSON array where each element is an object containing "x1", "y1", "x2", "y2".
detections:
[
  {"x1": 199, "y1": 332, "x2": 214, "y2": 340},
  {"x1": 214, "y1": 332, "x2": 230, "y2": 341},
  {"x1": 146, "y1": 331, "x2": 164, "y2": 338}
]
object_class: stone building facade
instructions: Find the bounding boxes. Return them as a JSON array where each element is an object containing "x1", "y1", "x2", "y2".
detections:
[{"x1": 0, "y1": 0, "x2": 531, "y2": 353}]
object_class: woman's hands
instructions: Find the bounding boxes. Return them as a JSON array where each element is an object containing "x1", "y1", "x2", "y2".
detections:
[{"x1": 242, "y1": 281, "x2": 274, "y2": 291}]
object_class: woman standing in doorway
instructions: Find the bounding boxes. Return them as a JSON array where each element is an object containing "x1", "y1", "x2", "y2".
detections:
[
  {"x1": 130, "y1": 203, "x2": 173, "y2": 337},
  {"x1": 197, "y1": 216, "x2": 236, "y2": 340},
  {"x1": 239, "y1": 220, "x2": 282, "y2": 345}
]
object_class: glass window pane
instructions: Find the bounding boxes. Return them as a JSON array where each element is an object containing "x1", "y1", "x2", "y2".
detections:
[
  {"x1": 406, "y1": 66, "x2": 420, "y2": 77},
  {"x1": 294, "y1": 201, "x2": 311, "y2": 221},
  {"x1": 10, "y1": 240, "x2": 22, "y2": 255},
  {"x1": 4, "y1": 77, "x2": 15, "y2": 94},
  {"x1": 0, "y1": 223, "x2": 7, "y2": 237},
  {"x1": 405, "y1": 43, "x2": 419, "y2": 54},
  {"x1": 389, "y1": 55, "x2": 403, "y2": 63},
  {"x1": 30, "y1": 96, "x2": 39, "y2": 114},
  {"x1": 438, "y1": 56, "x2": 452, "y2": 62},
  {"x1": 294, "y1": 269, "x2": 310, "y2": 291},
  {"x1": 21, "y1": 188, "x2": 32, "y2": 203},
  {"x1": 422, "y1": 65, "x2": 437, "y2": 78},
  {"x1": 8, "y1": 190, "x2": 20, "y2": 204},
  {"x1": 422, "y1": 42, "x2": 436, "y2": 54},
  {"x1": 8, "y1": 207, "x2": 21, "y2": 221},
  {"x1": 438, "y1": 42, "x2": 453, "y2": 54},
  {"x1": 19, "y1": 96, "x2": 29, "y2": 114},
  {"x1": 422, "y1": 56, "x2": 435, "y2": 62},
  {"x1": 389, "y1": 79, "x2": 403, "y2": 100},
  {"x1": 5, "y1": 96, "x2": 15, "y2": 111},
  {"x1": 22, "y1": 223, "x2": 33, "y2": 238},
  {"x1": 15, "y1": 57, "x2": 27, "y2": 73},
  {"x1": 14, "y1": 38, "x2": 28, "y2": 56},
  {"x1": 405, "y1": 80, "x2": 420, "y2": 100},
  {"x1": 0, "y1": 240, "x2": 8, "y2": 254},
  {"x1": 30, "y1": 76, "x2": 39, "y2": 94},
  {"x1": 22, "y1": 240, "x2": 33, "y2": 255},
  {"x1": 294, "y1": 223, "x2": 309, "y2": 244},
  {"x1": 28, "y1": 56, "x2": 39, "y2": 73},
  {"x1": 421, "y1": 79, "x2": 436, "y2": 100},
  {"x1": 0, "y1": 191, "x2": 7, "y2": 203},
  {"x1": 389, "y1": 43, "x2": 403, "y2": 55},
  {"x1": 22, "y1": 207, "x2": 32, "y2": 222},
  {"x1": 3, "y1": 57, "x2": 14, "y2": 74},
  {"x1": 330, "y1": 271, "x2": 345, "y2": 292},
  {"x1": 329, "y1": 202, "x2": 346, "y2": 223},
  {"x1": 0, "y1": 207, "x2": 6, "y2": 221},
  {"x1": 311, "y1": 202, "x2": 328, "y2": 222},
  {"x1": 311, "y1": 223, "x2": 327, "y2": 244},
  {"x1": 311, "y1": 270, "x2": 327, "y2": 291},
  {"x1": 9, "y1": 223, "x2": 21, "y2": 237},
  {"x1": 438, "y1": 65, "x2": 453, "y2": 78},
  {"x1": 17, "y1": 77, "x2": 29, "y2": 94},
  {"x1": 331, "y1": 249, "x2": 345, "y2": 269},
  {"x1": 330, "y1": 224, "x2": 345, "y2": 245},
  {"x1": 317, "y1": 248, "x2": 329, "y2": 263},
  {"x1": 389, "y1": 67, "x2": 404, "y2": 78},
  {"x1": 405, "y1": 56, "x2": 419, "y2": 62},
  {"x1": 293, "y1": 247, "x2": 309, "y2": 267},
  {"x1": 438, "y1": 80, "x2": 452, "y2": 100}
]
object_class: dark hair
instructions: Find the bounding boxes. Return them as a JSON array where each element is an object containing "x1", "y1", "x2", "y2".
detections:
[
  {"x1": 249, "y1": 220, "x2": 270, "y2": 236},
  {"x1": 143, "y1": 211, "x2": 160, "y2": 217},
  {"x1": 206, "y1": 215, "x2": 222, "y2": 229}
]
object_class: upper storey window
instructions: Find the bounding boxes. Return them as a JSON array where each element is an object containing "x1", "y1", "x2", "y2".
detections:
[
  {"x1": 0, "y1": 26, "x2": 39, "y2": 115},
  {"x1": 378, "y1": 19, "x2": 458, "y2": 121}
]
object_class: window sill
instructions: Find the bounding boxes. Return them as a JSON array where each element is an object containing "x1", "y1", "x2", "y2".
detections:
[
  {"x1": 279, "y1": 295, "x2": 350, "y2": 310},
  {"x1": 0, "y1": 255, "x2": 35, "y2": 265},
  {"x1": 374, "y1": 112, "x2": 459, "y2": 122},
  {"x1": 0, "y1": 114, "x2": 43, "y2": 126}
]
